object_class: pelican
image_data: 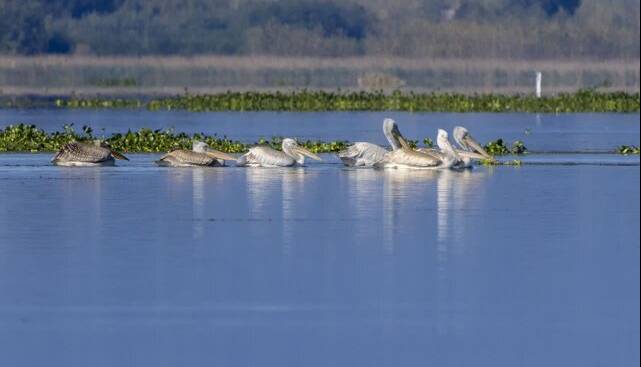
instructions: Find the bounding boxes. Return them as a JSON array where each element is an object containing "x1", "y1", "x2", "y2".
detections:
[
  {"x1": 416, "y1": 126, "x2": 493, "y2": 168},
  {"x1": 236, "y1": 138, "x2": 322, "y2": 167},
  {"x1": 375, "y1": 129, "x2": 459, "y2": 170},
  {"x1": 337, "y1": 118, "x2": 403, "y2": 167},
  {"x1": 51, "y1": 140, "x2": 129, "y2": 166},
  {"x1": 155, "y1": 141, "x2": 236, "y2": 167},
  {"x1": 452, "y1": 126, "x2": 493, "y2": 166}
]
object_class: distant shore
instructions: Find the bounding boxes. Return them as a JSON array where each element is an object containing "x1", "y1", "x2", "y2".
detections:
[{"x1": 2, "y1": 90, "x2": 639, "y2": 113}]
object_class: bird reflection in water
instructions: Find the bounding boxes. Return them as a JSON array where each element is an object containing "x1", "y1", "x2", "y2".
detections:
[
  {"x1": 435, "y1": 168, "x2": 489, "y2": 335},
  {"x1": 191, "y1": 168, "x2": 205, "y2": 240},
  {"x1": 245, "y1": 168, "x2": 308, "y2": 256},
  {"x1": 281, "y1": 168, "x2": 306, "y2": 256},
  {"x1": 382, "y1": 169, "x2": 439, "y2": 254},
  {"x1": 346, "y1": 168, "x2": 383, "y2": 245}
]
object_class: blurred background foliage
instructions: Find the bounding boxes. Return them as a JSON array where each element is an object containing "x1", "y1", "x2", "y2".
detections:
[{"x1": 0, "y1": 0, "x2": 638, "y2": 59}]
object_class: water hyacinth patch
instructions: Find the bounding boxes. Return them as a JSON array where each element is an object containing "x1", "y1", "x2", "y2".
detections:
[
  {"x1": 50, "y1": 90, "x2": 640, "y2": 113},
  {"x1": 617, "y1": 145, "x2": 640, "y2": 155},
  {"x1": 484, "y1": 139, "x2": 529, "y2": 156},
  {"x1": 0, "y1": 124, "x2": 350, "y2": 154}
]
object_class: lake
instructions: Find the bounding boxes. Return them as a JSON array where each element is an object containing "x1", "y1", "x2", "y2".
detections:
[{"x1": 0, "y1": 110, "x2": 639, "y2": 366}]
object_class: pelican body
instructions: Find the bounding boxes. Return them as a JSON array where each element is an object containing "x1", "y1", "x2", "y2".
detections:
[
  {"x1": 338, "y1": 118, "x2": 402, "y2": 167},
  {"x1": 156, "y1": 141, "x2": 236, "y2": 167},
  {"x1": 376, "y1": 129, "x2": 459, "y2": 170},
  {"x1": 236, "y1": 138, "x2": 322, "y2": 167},
  {"x1": 51, "y1": 140, "x2": 129, "y2": 167}
]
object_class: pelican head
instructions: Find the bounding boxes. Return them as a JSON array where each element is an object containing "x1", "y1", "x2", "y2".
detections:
[
  {"x1": 383, "y1": 118, "x2": 407, "y2": 150},
  {"x1": 437, "y1": 129, "x2": 460, "y2": 164},
  {"x1": 437, "y1": 129, "x2": 451, "y2": 150},
  {"x1": 282, "y1": 138, "x2": 322, "y2": 165},
  {"x1": 453, "y1": 126, "x2": 492, "y2": 159},
  {"x1": 192, "y1": 140, "x2": 237, "y2": 161}
]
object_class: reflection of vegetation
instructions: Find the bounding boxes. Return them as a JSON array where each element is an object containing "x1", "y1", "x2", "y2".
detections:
[
  {"x1": 617, "y1": 145, "x2": 640, "y2": 155},
  {"x1": 480, "y1": 159, "x2": 523, "y2": 166},
  {"x1": 51, "y1": 90, "x2": 640, "y2": 112}
]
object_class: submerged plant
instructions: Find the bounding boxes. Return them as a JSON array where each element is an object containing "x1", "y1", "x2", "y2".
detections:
[{"x1": 617, "y1": 145, "x2": 640, "y2": 155}]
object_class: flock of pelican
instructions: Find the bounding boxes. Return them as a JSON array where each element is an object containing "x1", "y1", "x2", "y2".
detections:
[{"x1": 50, "y1": 118, "x2": 492, "y2": 169}]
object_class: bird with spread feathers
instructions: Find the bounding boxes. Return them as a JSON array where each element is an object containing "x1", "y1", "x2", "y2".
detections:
[
  {"x1": 376, "y1": 129, "x2": 462, "y2": 170},
  {"x1": 236, "y1": 138, "x2": 322, "y2": 167},
  {"x1": 51, "y1": 140, "x2": 129, "y2": 166},
  {"x1": 339, "y1": 118, "x2": 493, "y2": 169},
  {"x1": 156, "y1": 141, "x2": 236, "y2": 167},
  {"x1": 337, "y1": 118, "x2": 403, "y2": 167}
]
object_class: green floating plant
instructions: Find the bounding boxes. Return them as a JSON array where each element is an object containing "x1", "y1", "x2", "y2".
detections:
[
  {"x1": 48, "y1": 90, "x2": 640, "y2": 113},
  {"x1": 617, "y1": 145, "x2": 640, "y2": 155},
  {"x1": 484, "y1": 139, "x2": 528, "y2": 156}
]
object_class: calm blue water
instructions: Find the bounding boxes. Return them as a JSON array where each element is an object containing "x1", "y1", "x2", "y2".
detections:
[{"x1": 0, "y1": 111, "x2": 640, "y2": 367}]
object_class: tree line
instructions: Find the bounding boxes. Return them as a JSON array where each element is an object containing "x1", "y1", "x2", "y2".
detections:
[{"x1": 0, "y1": 0, "x2": 638, "y2": 59}]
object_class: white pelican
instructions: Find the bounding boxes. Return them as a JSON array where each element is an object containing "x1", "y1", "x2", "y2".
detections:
[
  {"x1": 51, "y1": 140, "x2": 129, "y2": 166},
  {"x1": 155, "y1": 141, "x2": 236, "y2": 167},
  {"x1": 375, "y1": 129, "x2": 459, "y2": 170},
  {"x1": 236, "y1": 138, "x2": 322, "y2": 167},
  {"x1": 452, "y1": 126, "x2": 492, "y2": 165},
  {"x1": 416, "y1": 126, "x2": 493, "y2": 168},
  {"x1": 337, "y1": 118, "x2": 402, "y2": 167}
]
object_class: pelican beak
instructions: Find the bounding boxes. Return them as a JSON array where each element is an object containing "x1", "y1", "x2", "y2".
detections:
[
  {"x1": 457, "y1": 150, "x2": 488, "y2": 160},
  {"x1": 464, "y1": 136, "x2": 492, "y2": 159},
  {"x1": 294, "y1": 146, "x2": 322, "y2": 161},
  {"x1": 391, "y1": 124, "x2": 413, "y2": 150},
  {"x1": 110, "y1": 150, "x2": 129, "y2": 161},
  {"x1": 205, "y1": 148, "x2": 237, "y2": 161},
  {"x1": 397, "y1": 135, "x2": 412, "y2": 150}
]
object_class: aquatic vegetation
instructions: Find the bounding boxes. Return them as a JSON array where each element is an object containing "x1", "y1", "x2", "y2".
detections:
[
  {"x1": 510, "y1": 140, "x2": 528, "y2": 155},
  {"x1": 484, "y1": 139, "x2": 510, "y2": 155},
  {"x1": 48, "y1": 90, "x2": 640, "y2": 113},
  {"x1": 480, "y1": 159, "x2": 522, "y2": 166},
  {"x1": 484, "y1": 139, "x2": 528, "y2": 156},
  {"x1": 0, "y1": 124, "x2": 82, "y2": 152},
  {"x1": 617, "y1": 145, "x2": 640, "y2": 155},
  {"x1": 55, "y1": 98, "x2": 143, "y2": 109},
  {"x1": 0, "y1": 124, "x2": 349, "y2": 154}
]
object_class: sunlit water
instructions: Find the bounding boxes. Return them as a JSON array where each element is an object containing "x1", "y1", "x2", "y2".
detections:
[{"x1": 0, "y1": 111, "x2": 640, "y2": 366}]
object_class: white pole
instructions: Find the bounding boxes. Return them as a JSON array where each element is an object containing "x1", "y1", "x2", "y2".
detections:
[{"x1": 535, "y1": 71, "x2": 542, "y2": 98}]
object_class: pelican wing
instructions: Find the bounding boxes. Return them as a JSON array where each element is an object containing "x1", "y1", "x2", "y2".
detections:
[
  {"x1": 158, "y1": 149, "x2": 219, "y2": 166},
  {"x1": 381, "y1": 149, "x2": 442, "y2": 168},
  {"x1": 337, "y1": 142, "x2": 388, "y2": 167},
  {"x1": 237, "y1": 146, "x2": 295, "y2": 167},
  {"x1": 52, "y1": 142, "x2": 112, "y2": 163}
]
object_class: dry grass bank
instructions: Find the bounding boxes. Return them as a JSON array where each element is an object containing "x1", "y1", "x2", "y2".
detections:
[{"x1": 1, "y1": 56, "x2": 638, "y2": 97}]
